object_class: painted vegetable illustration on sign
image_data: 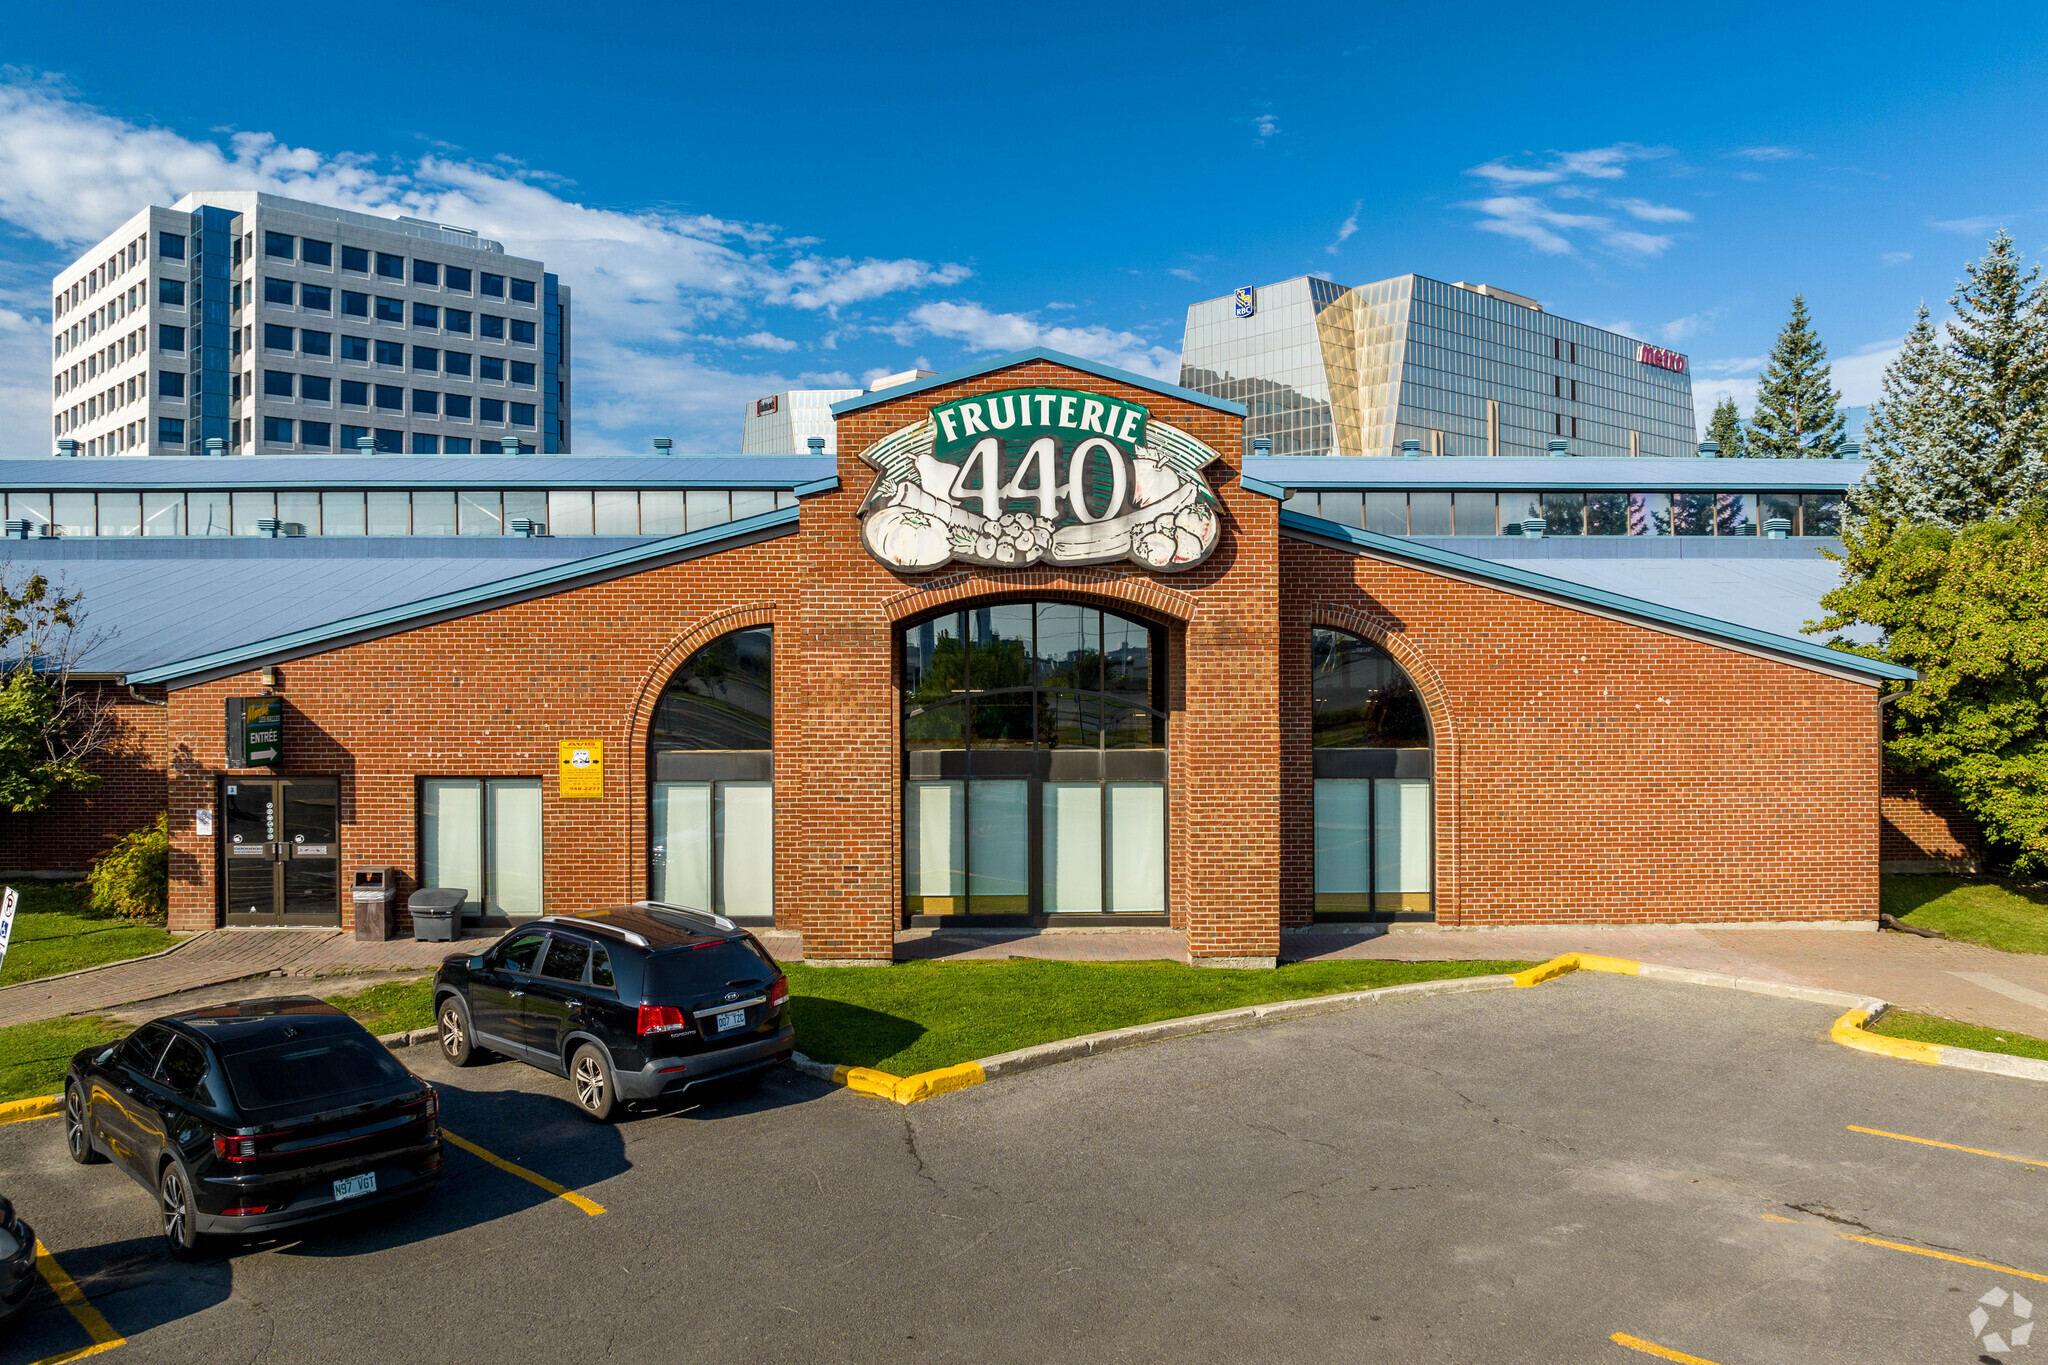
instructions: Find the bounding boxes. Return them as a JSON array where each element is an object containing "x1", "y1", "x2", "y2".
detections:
[{"x1": 855, "y1": 386, "x2": 1225, "y2": 573}]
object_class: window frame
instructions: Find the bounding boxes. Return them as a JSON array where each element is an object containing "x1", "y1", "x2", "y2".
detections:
[
  {"x1": 1308, "y1": 625, "x2": 1435, "y2": 922},
  {"x1": 416, "y1": 776, "x2": 546, "y2": 923}
]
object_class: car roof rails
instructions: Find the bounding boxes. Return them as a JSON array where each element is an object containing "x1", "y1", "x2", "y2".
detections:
[
  {"x1": 632, "y1": 901, "x2": 737, "y2": 933},
  {"x1": 535, "y1": 915, "x2": 651, "y2": 948}
]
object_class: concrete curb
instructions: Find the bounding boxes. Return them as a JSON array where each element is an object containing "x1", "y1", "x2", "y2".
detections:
[
  {"x1": 0, "y1": 1094, "x2": 59, "y2": 1126},
  {"x1": 376, "y1": 1027, "x2": 440, "y2": 1050},
  {"x1": 1515, "y1": 952, "x2": 2048, "y2": 1085},
  {"x1": 790, "y1": 972, "x2": 1520, "y2": 1104},
  {"x1": 0, "y1": 931, "x2": 206, "y2": 1001}
]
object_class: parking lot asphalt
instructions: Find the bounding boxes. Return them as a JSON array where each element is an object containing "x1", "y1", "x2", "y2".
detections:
[{"x1": 3, "y1": 973, "x2": 2043, "y2": 1365}]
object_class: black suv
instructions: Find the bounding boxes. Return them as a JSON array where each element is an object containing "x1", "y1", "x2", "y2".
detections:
[{"x1": 432, "y1": 903, "x2": 793, "y2": 1121}]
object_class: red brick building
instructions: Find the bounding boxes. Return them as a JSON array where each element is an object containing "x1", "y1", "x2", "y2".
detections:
[{"x1": 1, "y1": 350, "x2": 1922, "y2": 963}]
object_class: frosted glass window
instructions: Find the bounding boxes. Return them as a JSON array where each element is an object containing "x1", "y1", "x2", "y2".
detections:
[
  {"x1": 639, "y1": 490, "x2": 686, "y2": 534},
  {"x1": 718, "y1": 782, "x2": 774, "y2": 917},
  {"x1": 1500, "y1": 491, "x2": 1541, "y2": 533},
  {"x1": 686, "y1": 489, "x2": 730, "y2": 531},
  {"x1": 7, "y1": 493, "x2": 51, "y2": 533},
  {"x1": 651, "y1": 782, "x2": 713, "y2": 909},
  {"x1": 458, "y1": 489, "x2": 501, "y2": 535},
  {"x1": 1107, "y1": 783, "x2": 1166, "y2": 913},
  {"x1": 487, "y1": 778, "x2": 543, "y2": 919},
  {"x1": 731, "y1": 489, "x2": 776, "y2": 520},
  {"x1": 142, "y1": 492, "x2": 184, "y2": 536},
  {"x1": 189, "y1": 491, "x2": 230, "y2": 536},
  {"x1": 968, "y1": 780, "x2": 1030, "y2": 913},
  {"x1": 276, "y1": 491, "x2": 319, "y2": 534},
  {"x1": 548, "y1": 490, "x2": 593, "y2": 536},
  {"x1": 1373, "y1": 779, "x2": 1432, "y2": 914},
  {"x1": 97, "y1": 492, "x2": 141, "y2": 536},
  {"x1": 366, "y1": 491, "x2": 409, "y2": 535},
  {"x1": 503, "y1": 489, "x2": 545, "y2": 532},
  {"x1": 593, "y1": 490, "x2": 637, "y2": 534},
  {"x1": 421, "y1": 779, "x2": 484, "y2": 915},
  {"x1": 1408, "y1": 492, "x2": 1452, "y2": 536},
  {"x1": 322, "y1": 491, "x2": 366, "y2": 535},
  {"x1": 1042, "y1": 784, "x2": 1103, "y2": 913},
  {"x1": 905, "y1": 781, "x2": 965, "y2": 915},
  {"x1": 53, "y1": 493, "x2": 95, "y2": 537},
  {"x1": 1450, "y1": 491, "x2": 1494, "y2": 535},
  {"x1": 1318, "y1": 490, "x2": 1362, "y2": 527},
  {"x1": 413, "y1": 490, "x2": 456, "y2": 535},
  {"x1": 1364, "y1": 492, "x2": 1407, "y2": 535},
  {"x1": 1314, "y1": 779, "x2": 1371, "y2": 912}
]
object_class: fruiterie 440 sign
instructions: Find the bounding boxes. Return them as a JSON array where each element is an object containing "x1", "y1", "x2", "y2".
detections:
[{"x1": 857, "y1": 387, "x2": 1224, "y2": 573}]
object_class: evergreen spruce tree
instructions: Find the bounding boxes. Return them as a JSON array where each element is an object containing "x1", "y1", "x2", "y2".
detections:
[
  {"x1": 1749, "y1": 294, "x2": 1847, "y2": 457},
  {"x1": 1851, "y1": 304, "x2": 1953, "y2": 527},
  {"x1": 1932, "y1": 229, "x2": 2048, "y2": 517},
  {"x1": 1703, "y1": 395, "x2": 1748, "y2": 458}
]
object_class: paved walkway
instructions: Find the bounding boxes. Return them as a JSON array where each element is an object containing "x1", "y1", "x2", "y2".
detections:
[{"x1": 8, "y1": 921, "x2": 2048, "y2": 1040}]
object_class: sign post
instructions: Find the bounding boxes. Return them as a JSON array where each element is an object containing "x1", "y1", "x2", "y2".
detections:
[{"x1": 0, "y1": 886, "x2": 17, "y2": 979}]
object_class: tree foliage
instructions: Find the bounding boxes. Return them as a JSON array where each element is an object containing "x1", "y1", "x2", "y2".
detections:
[
  {"x1": 1749, "y1": 293, "x2": 1846, "y2": 458},
  {"x1": 0, "y1": 568, "x2": 108, "y2": 814},
  {"x1": 1816, "y1": 508, "x2": 2048, "y2": 872},
  {"x1": 86, "y1": 814, "x2": 169, "y2": 924},
  {"x1": 1703, "y1": 395, "x2": 1748, "y2": 458}
]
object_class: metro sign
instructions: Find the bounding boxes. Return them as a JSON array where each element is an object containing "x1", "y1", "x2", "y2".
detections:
[{"x1": 1637, "y1": 344, "x2": 1688, "y2": 374}]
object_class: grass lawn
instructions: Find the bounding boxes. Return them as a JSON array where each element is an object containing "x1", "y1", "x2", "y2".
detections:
[
  {"x1": 784, "y1": 957, "x2": 1532, "y2": 1076},
  {"x1": 323, "y1": 976, "x2": 437, "y2": 1035},
  {"x1": 0, "y1": 881, "x2": 178, "y2": 989},
  {"x1": 0, "y1": 1015, "x2": 127, "y2": 1105},
  {"x1": 1883, "y1": 876, "x2": 2048, "y2": 955},
  {"x1": 1867, "y1": 1008, "x2": 2048, "y2": 1065}
]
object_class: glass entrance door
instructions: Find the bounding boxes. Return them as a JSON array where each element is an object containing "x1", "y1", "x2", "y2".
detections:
[{"x1": 221, "y1": 776, "x2": 341, "y2": 925}]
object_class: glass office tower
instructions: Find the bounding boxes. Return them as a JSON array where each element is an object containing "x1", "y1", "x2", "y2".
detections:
[{"x1": 1181, "y1": 274, "x2": 1696, "y2": 459}]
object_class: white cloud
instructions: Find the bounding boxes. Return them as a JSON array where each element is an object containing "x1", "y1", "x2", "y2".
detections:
[
  {"x1": 1880, "y1": 251, "x2": 1913, "y2": 267},
  {"x1": 1459, "y1": 144, "x2": 1682, "y2": 258},
  {"x1": 900, "y1": 301, "x2": 1179, "y2": 380},
  {"x1": 1833, "y1": 336, "x2": 1903, "y2": 407},
  {"x1": 1327, "y1": 201, "x2": 1361, "y2": 255},
  {"x1": 1169, "y1": 267, "x2": 1201, "y2": 282},
  {"x1": 1929, "y1": 214, "x2": 2012, "y2": 235},
  {"x1": 0, "y1": 76, "x2": 991, "y2": 452},
  {"x1": 1252, "y1": 112, "x2": 1279, "y2": 142},
  {"x1": 1727, "y1": 146, "x2": 1811, "y2": 162},
  {"x1": 1687, "y1": 336, "x2": 1901, "y2": 434},
  {"x1": 1657, "y1": 314, "x2": 1704, "y2": 343}
]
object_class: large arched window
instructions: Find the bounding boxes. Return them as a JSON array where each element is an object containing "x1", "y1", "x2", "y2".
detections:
[
  {"x1": 648, "y1": 626, "x2": 773, "y2": 920},
  {"x1": 902, "y1": 602, "x2": 1167, "y2": 921},
  {"x1": 1312, "y1": 627, "x2": 1433, "y2": 919}
]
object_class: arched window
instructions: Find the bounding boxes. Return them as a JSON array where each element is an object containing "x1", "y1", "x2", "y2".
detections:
[
  {"x1": 648, "y1": 626, "x2": 773, "y2": 919},
  {"x1": 1311, "y1": 627, "x2": 1433, "y2": 919},
  {"x1": 901, "y1": 602, "x2": 1167, "y2": 921}
]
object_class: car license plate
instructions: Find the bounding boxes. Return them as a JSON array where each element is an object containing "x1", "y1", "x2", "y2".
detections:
[
  {"x1": 333, "y1": 1172, "x2": 377, "y2": 1202},
  {"x1": 715, "y1": 1008, "x2": 747, "y2": 1033}
]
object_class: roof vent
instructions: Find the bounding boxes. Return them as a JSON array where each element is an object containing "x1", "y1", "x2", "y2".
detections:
[
  {"x1": 1698, "y1": 440, "x2": 1720, "y2": 459},
  {"x1": 806, "y1": 437, "x2": 826, "y2": 455},
  {"x1": 1401, "y1": 439, "x2": 1422, "y2": 458},
  {"x1": 1454, "y1": 281, "x2": 1542, "y2": 312},
  {"x1": 1547, "y1": 439, "x2": 1571, "y2": 458},
  {"x1": 54, "y1": 438, "x2": 79, "y2": 458},
  {"x1": 652, "y1": 437, "x2": 674, "y2": 455},
  {"x1": 1251, "y1": 436, "x2": 1272, "y2": 457}
]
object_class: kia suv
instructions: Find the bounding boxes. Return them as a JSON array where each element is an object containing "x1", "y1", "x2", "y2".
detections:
[{"x1": 432, "y1": 903, "x2": 793, "y2": 1122}]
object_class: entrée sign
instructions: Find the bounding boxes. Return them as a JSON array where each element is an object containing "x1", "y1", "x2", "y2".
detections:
[{"x1": 857, "y1": 386, "x2": 1224, "y2": 573}]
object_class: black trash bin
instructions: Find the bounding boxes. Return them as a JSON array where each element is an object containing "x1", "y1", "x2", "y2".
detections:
[{"x1": 407, "y1": 887, "x2": 467, "y2": 942}]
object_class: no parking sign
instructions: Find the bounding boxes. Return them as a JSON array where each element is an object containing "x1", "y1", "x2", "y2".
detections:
[{"x1": 0, "y1": 886, "x2": 17, "y2": 976}]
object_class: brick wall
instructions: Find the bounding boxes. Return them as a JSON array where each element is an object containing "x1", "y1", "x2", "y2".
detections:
[
  {"x1": 0, "y1": 682, "x2": 167, "y2": 875},
  {"x1": 1279, "y1": 538, "x2": 1882, "y2": 925},
  {"x1": 1879, "y1": 767, "x2": 1983, "y2": 873}
]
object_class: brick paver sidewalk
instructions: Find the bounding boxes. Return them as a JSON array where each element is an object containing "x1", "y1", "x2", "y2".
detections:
[{"x1": 0, "y1": 927, "x2": 487, "y2": 1028}]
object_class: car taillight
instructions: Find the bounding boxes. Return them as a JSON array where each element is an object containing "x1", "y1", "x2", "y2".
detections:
[
  {"x1": 213, "y1": 1135, "x2": 257, "y2": 1161},
  {"x1": 637, "y1": 1003, "x2": 690, "y2": 1035},
  {"x1": 403, "y1": 1089, "x2": 439, "y2": 1121},
  {"x1": 768, "y1": 977, "x2": 789, "y2": 1008},
  {"x1": 221, "y1": 1205, "x2": 271, "y2": 1216}
]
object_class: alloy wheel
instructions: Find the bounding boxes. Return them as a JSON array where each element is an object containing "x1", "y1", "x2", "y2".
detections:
[
  {"x1": 440, "y1": 1005, "x2": 465, "y2": 1056},
  {"x1": 161, "y1": 1169, "x2": 189, "y2": 1246},
  {"x1": 66, "y1": 1086, "x2": 87, "y2": 1158},
  {"x1": 573, "y1": 1054, "x2": 605, "y2": 1111}
]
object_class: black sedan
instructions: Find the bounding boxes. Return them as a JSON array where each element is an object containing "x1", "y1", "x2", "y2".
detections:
[
  {"x1": 64, "y1": 998, "x2": 441, "y2": 1258},
  {"x1": 0, "y1": 1195, "x2": 35, "y2": 1321}
]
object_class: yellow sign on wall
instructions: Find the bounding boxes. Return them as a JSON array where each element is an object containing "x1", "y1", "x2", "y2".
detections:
[{"x1": 559, "y1": 741, "x2": 604, "y2": 798}]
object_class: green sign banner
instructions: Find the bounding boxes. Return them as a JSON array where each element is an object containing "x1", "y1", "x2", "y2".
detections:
[{"x1": 227, "y1": 696, "x2": 283, "y2": 767}]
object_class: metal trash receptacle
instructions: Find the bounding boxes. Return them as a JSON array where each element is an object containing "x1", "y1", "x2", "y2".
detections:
[
  {"x1": 352, "y1": 868, "x2": 400, "y2": 941},
  {"x1": 407, "y1": 887, "x2": 467, "y2": 942}
]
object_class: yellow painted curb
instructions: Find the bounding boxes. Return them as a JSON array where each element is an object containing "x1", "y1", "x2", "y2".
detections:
[
  {"x1": 1510, "y1": 952, "x2": 1641, "y2": 987},
  {"x1": 833, "y1": 1060, "x2": 988, "y2": 1104},
  {"x1": 1830, "y1": 1008, "x2": 1941, "y2": 1065},
  {"x1": 0, "y1": 1093, "x2": 59, "y2": 1126}
]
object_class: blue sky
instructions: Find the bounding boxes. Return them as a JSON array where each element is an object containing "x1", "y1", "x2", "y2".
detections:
[{"x1": 1, "y1": 0, "x2": 2043, "y2": 454}]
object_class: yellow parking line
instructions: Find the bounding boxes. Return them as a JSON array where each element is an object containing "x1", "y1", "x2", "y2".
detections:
[
  {"x1": 1837, "y1": 1232, "x2": 2048, "y2": 1285},
  {"x1": 28, "y1": 1238, "x2": 125, "y2": 1364},
  {"x1": 441, "y1": 1129, "x2": 605, "y2": 1216},
  {"x1": 1610, "y1": 1331, "x2": 1724, "y2": 1363},
  {"x1": 1848, "y1": 1124, "x2": 2048, "y2": 1170}
]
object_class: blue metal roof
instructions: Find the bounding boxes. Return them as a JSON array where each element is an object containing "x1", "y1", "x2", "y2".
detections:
[
  {"x1": 829, "y1": 347, "x2": 1249, "y2": 418},
  {"x1": 1279, "y1": 509, "x2": 1911, "y2": 682},
  {"x1": 0, "y1": 455, "x2": 837, "y2": 491},
  {"x1": 1249, "y1": 455, "x2": 1862, "y2": 492},
  {"x1": 2, "y1": 510, "x2": 798, "y2": 683}
]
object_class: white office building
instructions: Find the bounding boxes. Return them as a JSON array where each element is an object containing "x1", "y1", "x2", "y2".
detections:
[
  {"x1": 50, "y1": 192, "x2": 571, "y2": 458},
  {"x1": 740, "y1": 369, "x2": 936, "y2": 453}
]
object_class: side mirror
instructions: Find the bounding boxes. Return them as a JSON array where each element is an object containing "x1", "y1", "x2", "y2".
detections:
[
  {"x1": 467, "y1": 955, "x2": 487, "y2": 971},
  {"x1": 94, "y1": 1046, "x2": 119, "y2": 1066}
]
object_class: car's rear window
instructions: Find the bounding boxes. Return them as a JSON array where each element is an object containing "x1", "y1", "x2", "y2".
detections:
[
  {"x1": 222, "y1": 1034, "x2": 409, "y2": 1113},
  {"x1": 644, "y1": 939, "x2": 776, "y2": 1001}
]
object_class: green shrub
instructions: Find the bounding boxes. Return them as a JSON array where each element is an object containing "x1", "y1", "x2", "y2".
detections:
[{"x1": 85, "y1": 814, "x2": 168, "y2": 924}]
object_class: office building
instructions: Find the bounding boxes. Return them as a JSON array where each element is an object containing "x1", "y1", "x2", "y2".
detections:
[
  {"x1": 1180, "y1": 274, "x2": 1695, "y2": 459},
  {"x1": 49, "y1": 192, "x2": 571, "y2": 458},
  {"x1": 741, "y1": 369, "x2": 934, "y2": 453}
]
